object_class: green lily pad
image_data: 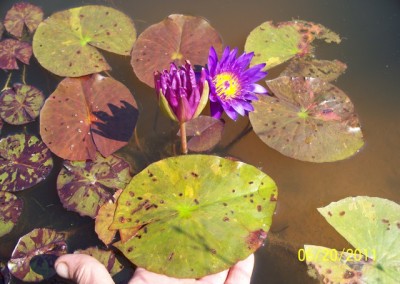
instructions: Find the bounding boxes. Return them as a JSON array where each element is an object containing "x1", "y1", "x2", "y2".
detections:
[
  {"x1": 75, "y1": 247, "x2": 123, "y2": 276},
  {"x1": 4, "y1": 2, "x2": 44, "y2": 38},
  {"x1": 33, "y1": 5, "x2": 136, "y2": 77},
  {"x1": 40, "y1": 74, "x2": 139, "y2": 160},
  {"x1": 0, "y1": 133, "x2": 53, "y2": 192},
  {"x1": 0, "y1": 191, "x2": 23, "y2": 237},
  {"x1": 111, "y1": 154, "x2": 278, "y2": 278},
  {"x1": 0, "y1": 83, "x2": 45, "y2": 125},
  {"x1": 0, "y1": 39, "x2": 32, "y2": 70},
  {"x1": 131, "y1": 14, "x2": 223, "y2": 87},
  {"x1": 249, "y1": 76, "x2": 364, "y2": 162},
  {"x1": 305, "y1": 197, "x2": 400, "y2": 284},
  {"x1": 57, "y1": 153, "x2": 132, "y2": 218},
  {"x1": 7, "y1": 228, "x2": 67, "y2": 282},
  {"x1": 244, "y1": 20, "x2": 341, "y2": 70}
]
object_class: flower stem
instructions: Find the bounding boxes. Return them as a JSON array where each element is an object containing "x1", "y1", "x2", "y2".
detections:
[
  {"x1": 1, "y1": 72, "x2": 12, "y2": 91},
  {"x1": 180, "y1": 121, "x2": 188, "y2": 154}
]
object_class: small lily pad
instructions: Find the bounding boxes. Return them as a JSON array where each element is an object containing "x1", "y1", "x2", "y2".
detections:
[
  {"x1": 57, "y1": 153, "x2": 132, "y2": 218},
  {"x1": 249, "y1": 76, "x2": 364, "y2": 162},
  {"x1": 0, "y1": 191, "x2": 23, "y2": 237},
  {"x1": 33, "y1": 5, "x2": 136, "y2": 77},
  {"x1": 0, "y1": 133, "x2": 53, "y2": 192},
  {"x1": 40, "y1": 74, "x2": 139, "y2": 160},
  {"x1": 244, "y1": 20, "x2": 341, "y2": 70},
  {"x1": 0, "y1": 39, "x2": 32, "y2": 70},
  {"x1": 75, "y1": 247, "x2": 123, "y2": 276},
  {"x1": 111, "y1": 154, "x2": 278, "y2": 278},
  {"x1": 131, "y1": 14, "x2": 223, "y2": 87},
  {"x1": 0, "y1": 83, "x2": 45, "y2": 125},
  {"x1": 4, "y1": 2, "x2": 44, "y2": 38},
  {"x1": 7, "y1": 228, "x2": 67, "y2": 282}
]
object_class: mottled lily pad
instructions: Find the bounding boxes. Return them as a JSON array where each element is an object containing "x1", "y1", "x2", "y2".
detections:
[
  {"x1": 0, "y1": 83, "x2": 45, "y2": 125},
  {"x1": 131, "y1": 14, "x2": 223, "y2": 87},
  {"x1": 305, "y1": 197, "x2": 400, "y2": 284},
  {"x1": 0, "y1": 191, "x2": 23, "y2": 237},
  {"x1": 245, "y1": 20, "x2": 341, "y2": 70},
  {"x1": 7, "y1": 228, "x2": 67, "y2": 282},
  {"x1": 40, "y1": 74, "x2": 139, "y2": 160},
  {"x1": 0, "y1": 39, "x2": 32, "y2": 70},
  {"x1": 0, "y1": 133, "x2": 53, "y2": 192},
  {"x1": 33, "y1": 5, "x2": 136, "y2": 77},
  {"x1": 57, "y1": 153, "x2": 132, "y2": 218},
  {"x1": 75, "y1": 247, "x2": 123, "y2": 276},
  {"x1": 249, "y1": 76, "x2": 364, "y2": 162},
  {"x1": 4, "y1": 2, "x2": 44, "y2": 38},
  {"x1": 111, "y1": 155, "x2": 278, "y2": 278}
]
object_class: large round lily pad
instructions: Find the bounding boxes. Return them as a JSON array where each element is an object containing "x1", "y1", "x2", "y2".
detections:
[
  {"x1": 244, "y1": 20, "x2": 341, "y2": 70},
  {"x1": 0, "y1": 39, "x2": 32, "y2": 70},
  {"x1": 75, "y1": 247, "x2": 123, "y2": 276},
  {"x1": 7, "y1": 228, "x2": 67, "y2": 282},
  {"x1": 57, "y1": 153, "x2": 132, "y2": 218},
  {"x1": 249, "y1": 76, "x2": 364, "y2": 162},
  {"x1": 33, "y1": 5, "x2": 136, "y2": 77},
  {"x1": 40, "y1": 74, "x2": 138, "y2": 160},
  {"x1": 0, "y1": 83, "x2": 45, "y2": 125},
  {"x1": 110, "y1": 154, "x2": 278, "y2": 278},
  {"x1": 4, "y1": 2, "x2": 44, "y2": 38},
  {"x1": 131, "y1": 14, "x2": 223, "y2": 87},
  {"x1": 0, "y1": 191, "x2": 23, "y2": 237},
  {"x1": 0, "y1": 133, "x2": 53, "y2": 192}
]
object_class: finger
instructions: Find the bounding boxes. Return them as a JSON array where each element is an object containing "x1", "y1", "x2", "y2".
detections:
[
  {"x1": 225, "y1": 254, "x2": 254, "y2": 284},
  {"x1": 196, "y1": 269, "x2": 229, "y2": 284},
  {"x1": 55, "y1": 254, "x2": 114, "y2": 284}
]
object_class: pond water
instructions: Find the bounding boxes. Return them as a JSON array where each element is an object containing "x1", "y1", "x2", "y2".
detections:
[{"x1": 0, "y1": 0, "x2": 399, "y2": 283}]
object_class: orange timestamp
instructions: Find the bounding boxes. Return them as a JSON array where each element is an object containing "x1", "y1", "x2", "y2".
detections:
[{"x1": 298, "y1": 247, "x2": 376, "y2": 262}]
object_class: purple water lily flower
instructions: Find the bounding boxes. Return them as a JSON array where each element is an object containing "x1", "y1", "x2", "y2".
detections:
[
  {"x1": 206, "y1": 46, "x2": 268, "y2": 121},
  {"x1": 154, "y1": 61, "x2": 209, "y2": 123}
]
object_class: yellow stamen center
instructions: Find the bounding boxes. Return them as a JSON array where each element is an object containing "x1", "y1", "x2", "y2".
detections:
[{"x1": 214, "y1": 72, "x2": 240, "y2": 99}]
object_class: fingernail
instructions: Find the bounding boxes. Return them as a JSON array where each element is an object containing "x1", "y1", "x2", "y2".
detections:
[{"x1": 55, "y1": 262, "x2": 69, "y2": 279}]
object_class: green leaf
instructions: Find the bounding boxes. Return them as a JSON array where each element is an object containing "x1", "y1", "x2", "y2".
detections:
[
  {"x1": 111, "y1": 154, "x2": 277, "y2": 278},
  {"x1": 0, "y1": 191, "x2": 23, "y2": 237}
]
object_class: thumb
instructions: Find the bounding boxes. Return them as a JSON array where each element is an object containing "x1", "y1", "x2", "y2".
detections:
[{"x1": 55, "y1": 254, "x2": 114, "y2": 284}]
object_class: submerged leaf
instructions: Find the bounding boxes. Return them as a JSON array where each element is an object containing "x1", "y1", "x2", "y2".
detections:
[
  {"x1": 111, "y1": 155, "x2": 278, "y2": 278},
  {"x1": 75, "y1": 247, "x2": 123, "y2": 276},
  {"x1": 4, "y1": 2, "x2": 44, "y2": 38},
  {"x1": 33, "y1": 5, "x2": 136, "y2": 77},
  {"x1": 131, "y1": 14, "x2": 223, "y2": 87},
  {"x1": 0, "y1": 191, "x2": 23, "y2": 237},
  {"x1": 0, "y1": 39, "x2": 32, "y2": 70},
  {"x1": 0, "y1": 133, "x2": 53, "y2": 192},
  {"x1": 249, "y1": 76, "x2": 364, "y2": 162}
]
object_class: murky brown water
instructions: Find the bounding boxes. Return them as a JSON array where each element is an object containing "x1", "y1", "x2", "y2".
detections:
[{"x1": 1, "y1": 0, "x2": 399, "y2": 283}]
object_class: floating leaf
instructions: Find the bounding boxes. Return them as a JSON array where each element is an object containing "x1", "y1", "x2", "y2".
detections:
[
  {"x1": 111, "y1": 155, "x2": 278, "y2": 278},
  {"x1": 33, "y1": 5, "x2": 136, "y2": 77},
  {"x1": 7, "y1": 228, "x2": 67, "y2": 282},
  {"x1": 0, "y1": 83, "x2": 45, "y2": 125},
  {"x1": 0, "y1": 133, "x2": 53, "y2": 192},
  {"x1": 0, "y1": 39, "x2": 32, "y2": 70},
  {"x1": 57, "y1": 153, "x2": 132, "y2": 218},
  {"x1": 4, "y1": 2, "x2": 44, "y2": 38},
  {"x1": 131, "y1": 14, "x2": 223, "y2": 87},
  {"x1": 0, "y1": 191, "x2": 23, "y2": 237},
  {"x1": 280, "y1": 57, "x2": 347, "y2": 82},
  {"x1": 244, "y1": 20, "x2": 341, "y2": 70},
  {"x1": 249, "y1": 76, "x2": 364, "y2": 162},
  {"x1": 75, "y1": 247, "x2": 123, "y2": 276},
  {"x1": 40, "y1": 74, "x2": 139, "y2": 160}
]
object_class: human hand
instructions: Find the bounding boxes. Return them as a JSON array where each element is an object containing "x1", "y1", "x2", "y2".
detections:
[{"x1": 55, "y1": 253, "x2": 254, "y2": 284}]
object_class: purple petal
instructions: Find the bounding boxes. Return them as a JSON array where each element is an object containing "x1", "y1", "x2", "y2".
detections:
[
  {"x1": 229, "y1": 99, "x2": 246, "y2": 116},
  {"x1": 210, "y1": 101, "x2": 224, "y2": 119},
  {"x1": 219, "y1": 46, "x2": 231, "y2": 68},
  {"x1": 223, "y1": 105, "x2": 239, "y2": 121},
  {"x1": 208, "y1": 47, "x2": 218, "y2": 76},
  {"x1": 234, "y1": 52, "x2": 253, "y2": 71},
  {"x1": 250, "y1": 83, "x2": 268, "y2": 94}
]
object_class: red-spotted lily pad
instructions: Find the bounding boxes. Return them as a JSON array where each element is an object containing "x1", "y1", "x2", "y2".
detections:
[
  {"x1": 0, "y1": 191, "x2": 23, "y2": 237},
  {"x1": 0, "y1": 83, "x2": 45, "y2": 125},
  {"x1": 305, "y1": 197, "x2": 400, "y2": 283},
  {"x1": 0, "y1": 133, "x2": 53, "y2": 192},
  {"x1": 7, "y1": 228, "x2": 67, "y2": 282},
  {"x1": 75, "y1": 247, "x2": 123, "y2": 276},
  {"x1": 33, "y1": 5, "x2": 136, "y2": 77},
  {"x1": 40, "y1": 74, "x2": 138, "y2": 160},
  {"x1": 249, "y1": 76, "x2": 364, "y2": 162},
  {"x1": 4, "y1": 2, "x2": 44, "y2": 38},
  {"x1": 110, "y1": 155, "x2": 278, "y2": 278},
  {"x1": 245, "y1": 20, "x2": 341, "y2": 70},
  {"x1": 131, "y1": 14, "x2": 223, "y2": 87},
  {"x1": 57, "y1": 153, "x2": 132, "y2": 218},
  {"x1": 0, "y1": 39, "x2": 32, "y2": 70}
]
